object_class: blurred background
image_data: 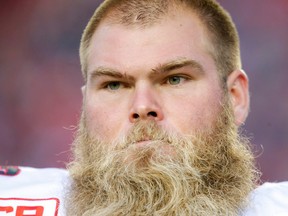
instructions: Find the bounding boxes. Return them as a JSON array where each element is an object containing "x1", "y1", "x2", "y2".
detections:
[{"x1": 0, "y1": 0, "x2": 287, "y2": 182}]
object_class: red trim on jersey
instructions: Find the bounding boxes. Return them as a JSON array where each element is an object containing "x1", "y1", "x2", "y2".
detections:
[
  {"x1": 0, "y1": 166, "x2": 21, "y2": 176},
  {"x1": 0, "y1": 198, "x2": 60, "y2": 216}
]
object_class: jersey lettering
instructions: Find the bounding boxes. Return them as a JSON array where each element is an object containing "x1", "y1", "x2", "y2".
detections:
[
  {"x1": 0, "y1": 206, "x2": 13, "y2": 213},
  {"x1": 16, "y1": 206, "x2": 44, "y2": 216},
  {"x1": 0, "y1": 198, "x2": 59, "y2": 216}
]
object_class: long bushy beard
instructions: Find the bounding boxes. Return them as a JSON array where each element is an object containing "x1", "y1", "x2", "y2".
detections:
[{"x1": 66, "y1": 103, "x2": 259, "y2": 216}]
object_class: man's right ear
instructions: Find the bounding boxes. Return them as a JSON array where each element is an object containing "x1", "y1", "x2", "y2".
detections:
[
  {"x1": 81, "y1": 85, "x2": 87, "y2": 104},
  {"x1": 81, "y1": 85, "x2": 86, "y2": 95}
]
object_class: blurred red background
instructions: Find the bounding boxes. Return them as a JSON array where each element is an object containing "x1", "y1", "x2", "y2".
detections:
[{"x1": 0, "y1": 1, "x2": 287, "y2": 182}]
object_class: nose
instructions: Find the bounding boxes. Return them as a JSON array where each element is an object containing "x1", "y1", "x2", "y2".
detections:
[{"x1": 129, "y1": 85, "x2": 164, "y2": 123}]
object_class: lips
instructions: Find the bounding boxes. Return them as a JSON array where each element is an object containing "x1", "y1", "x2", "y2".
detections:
[
  {"x1": 135, "y1": 139, "x2": 152, "y2": 147},
  {"x1": 134, "y1": 134, "x2": 151, "y2": 143}
]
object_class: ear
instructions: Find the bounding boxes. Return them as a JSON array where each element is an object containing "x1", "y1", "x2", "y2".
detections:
[
  {"x1": 226, "y1": 70, "x2": 250, "y2": 126},
  {"x1": 81, "y1": 85, "x2": 86, "y2": 95},
  {"x1": 81, "y1": 85, "x2": 87, "y2": 103}
]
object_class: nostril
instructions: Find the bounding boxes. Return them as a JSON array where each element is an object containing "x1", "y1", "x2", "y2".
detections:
[
  {"x1": 131, "y1": 111, "x2": 158, "y2": 121},
  {"x1": 148, "y1": 111, "x2": 157, "y2": 117},
  {"x1": 133, "y1": 113, "x2": 140, "y2": 119}
]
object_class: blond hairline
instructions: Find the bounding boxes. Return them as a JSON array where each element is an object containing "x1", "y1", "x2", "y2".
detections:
[{"x1": 80, "y1": 0, "x2": 241, "y2": 82}]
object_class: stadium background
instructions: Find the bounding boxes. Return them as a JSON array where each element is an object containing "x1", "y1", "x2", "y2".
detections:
[{"x1": 0, "y1": 0, "x2": 287, "y2": 182}]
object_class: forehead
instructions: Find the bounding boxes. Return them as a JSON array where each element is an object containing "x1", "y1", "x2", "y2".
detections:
[{"x1": 86, "y1": 9, "x2": 216, "y2": 76}]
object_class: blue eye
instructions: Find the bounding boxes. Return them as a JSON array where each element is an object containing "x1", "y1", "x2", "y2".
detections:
[
  {"x1": 168, "y1": 76, "x2": 182, "y2": 85},
  {"x1": 107, "y1": 82, "x2": 121, "y2": 90}
]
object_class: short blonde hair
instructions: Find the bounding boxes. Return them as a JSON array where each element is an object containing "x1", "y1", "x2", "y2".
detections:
[{"x1": 80, "y1": 0, "x2": 241, "y2": 82}]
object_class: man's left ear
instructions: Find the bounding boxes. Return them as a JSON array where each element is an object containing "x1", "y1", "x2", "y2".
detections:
[{"x1": 226, "y1": 69, "x2": 250, "y2": 126}]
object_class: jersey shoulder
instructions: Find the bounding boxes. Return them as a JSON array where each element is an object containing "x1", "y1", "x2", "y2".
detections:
[
  {"x1": 243, "y1": 181, "x2": 288, "y2": 216},
  {"x1": 0, "y1": 166, "x2": 68, "y2": 197},
  {"x1": 0, "y1": 166, "x2": 69, "y2": 215}
]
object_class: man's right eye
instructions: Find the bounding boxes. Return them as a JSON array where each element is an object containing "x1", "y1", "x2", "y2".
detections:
[{"x1": 105, "y1": 81, "x2": 122, "y2": 90}]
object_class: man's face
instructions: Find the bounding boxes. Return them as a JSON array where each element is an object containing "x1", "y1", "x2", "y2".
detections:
[
  {"x1": 67, "y1": 9, "x2": 256, "y2": 216},
  {"x1": 83, "y1": 10, "x2": 224, "y2": 143}
]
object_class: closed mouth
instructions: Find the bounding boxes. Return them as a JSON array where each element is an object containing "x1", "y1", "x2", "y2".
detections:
[{"x1": 134, "y1": 139, "x2": 153, "y2": 147}]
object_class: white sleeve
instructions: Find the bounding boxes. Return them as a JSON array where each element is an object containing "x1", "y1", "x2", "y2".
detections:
[
  {"x1": 0, "y1": 166, "x2": 68, "y2": 216},
  {"x1": 243, "y1": 181, "x2": 288, "y2": 216}
]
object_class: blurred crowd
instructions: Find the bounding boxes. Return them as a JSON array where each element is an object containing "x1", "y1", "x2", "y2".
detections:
[{"x1": 0, "y1": 0, "x2": 287, "y2": 182}]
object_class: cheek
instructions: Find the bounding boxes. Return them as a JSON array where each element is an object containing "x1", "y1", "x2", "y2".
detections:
[
  {"x1": 84, "y1": 103, "x2": 123, "y2": 141},
  {"x1": 164, "y1": 90, "x2": 222, "y2": 135}
]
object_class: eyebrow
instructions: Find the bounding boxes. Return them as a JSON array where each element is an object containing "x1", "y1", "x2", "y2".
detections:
[
  {"x1": 150, "y1": 58, "x2": 205, "y2": 78},
  {"x1": 88, "y1": 58, "x2": 205, "y2": 81},
  {"x1": 88, "y1": 67, "x2": 134, "y2": 81}
]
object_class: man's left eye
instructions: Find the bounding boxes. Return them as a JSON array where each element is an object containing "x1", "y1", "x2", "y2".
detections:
[{"x1": 167, "y1": 76, "x2": 184, "y2": 85}]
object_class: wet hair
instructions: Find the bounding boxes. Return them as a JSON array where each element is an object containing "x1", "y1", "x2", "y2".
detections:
[{"x1": 80, "y1": 0, "x2": 241, "y2": 83}]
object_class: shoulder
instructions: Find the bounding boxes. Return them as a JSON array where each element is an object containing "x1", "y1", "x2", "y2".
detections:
[
  {"x1": 0, "y1": 165, "x2": 68, "y2": 179},
  {"x1": 0, "y1": 166, "x2": 68, "y2": 190},
  {"x1": 0, "y1": 166, "x2": 68, "y2": 197},
  {"x1": 0, "y1": 166, "x2": 69, "y2": 215},
  {"x1": 243, "y1": 181, "x2": 288, "y2": 216}
]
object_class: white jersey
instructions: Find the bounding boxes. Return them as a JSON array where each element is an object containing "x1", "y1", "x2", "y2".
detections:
[
  {"x1": 0, "y1": 166, "x2": 68, "y2": 216},
  {"x1": 1, "y1": 166, "x2": 288, "y2": 216},
  {"x1": 242, "y1": 181, "x2": 288, "y2": 216}
]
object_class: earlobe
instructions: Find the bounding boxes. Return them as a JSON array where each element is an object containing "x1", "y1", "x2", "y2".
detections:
[
  {"x1": 226, "y1": 70, "x2": 250, "y2": 126},
  {"x1": 81, "y1": 85, "x2": 86, "y2": 95},
  {"x1": 81, "y1": 85, "x2": 87, "y2": 103}
]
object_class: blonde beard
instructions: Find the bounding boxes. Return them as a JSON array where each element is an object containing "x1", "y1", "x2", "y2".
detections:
[{"x1": 66, "y1": 103, "x2": 259, "y2": 216}]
